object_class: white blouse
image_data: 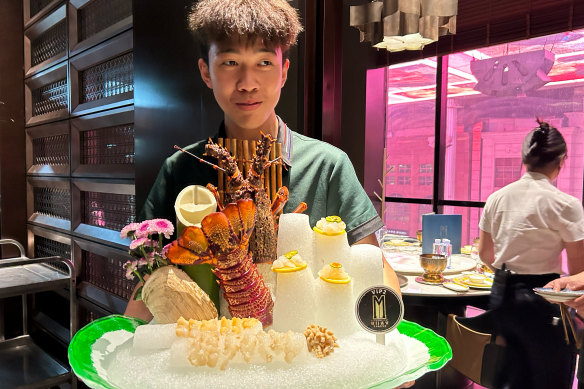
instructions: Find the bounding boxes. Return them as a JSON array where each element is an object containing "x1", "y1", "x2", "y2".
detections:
[{"x1": 479, "y1": 171, "x2": 584, "y2": 274}]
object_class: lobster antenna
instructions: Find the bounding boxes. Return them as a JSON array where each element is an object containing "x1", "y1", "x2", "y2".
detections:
[
  {"x1": 268, "y1": 156, "x2": 288, "y2": 171},
  {"x1": 174, "y1": 145, "x2": 227, "y2": 172}
]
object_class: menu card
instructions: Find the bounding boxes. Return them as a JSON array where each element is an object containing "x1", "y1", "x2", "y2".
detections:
[{"x1": 421, "y1": 214, "x2": 462, "y2": 254}]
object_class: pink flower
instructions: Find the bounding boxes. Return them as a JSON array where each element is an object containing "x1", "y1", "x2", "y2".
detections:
[
  {"x1": 145, "y1": 252, "x2": 155, "y2": 266},
  {"x1": 124, "y1": 260, "x2": 137, "y2": 280},
  {"x1": 130, "y1": 237, "x2": 150, "y2": 250},
  {"x1": 137, "y1": 258, "x2": 148, "y2": 267},
  {"x1": 135, "y1": 220, "x2": 152, "y2": 238},
  {"x1": 162, "y1": 243, "x2": 172, "y2": 258},
  {"x1": 151, "y1": 218, "x2": 174, "y2": 239},
  {"x1": 120, "y1": 222, "x2": 140, "y2": 239}
]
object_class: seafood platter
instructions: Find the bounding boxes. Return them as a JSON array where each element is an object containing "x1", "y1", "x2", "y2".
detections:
[{"x1": 68, "y1": 135, "x2": 451, "y2": 388}]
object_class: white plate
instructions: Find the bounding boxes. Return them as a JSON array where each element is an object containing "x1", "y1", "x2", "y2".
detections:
[
  {"x1": 533, "y1": 287, "x2": 584, "y2": 303},
  {"x1": 452, "y1": 275, "x2": 493, "y2": 290},
  {"x1": 442, "y1": 282, "x2": 469, "y2": 292}
]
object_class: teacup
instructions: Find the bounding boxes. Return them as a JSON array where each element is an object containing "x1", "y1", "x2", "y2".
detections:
[{"x1": 419, "y1": 254, "x2": 447, "y2": 283}]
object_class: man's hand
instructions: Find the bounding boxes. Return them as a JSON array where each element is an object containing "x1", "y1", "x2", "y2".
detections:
[
  {"x1": 124, "y1": 274, "x2": 153, "y2": 321},
  {"x1": 544, "y1": 272, "x2": 584, "y2": 314}
]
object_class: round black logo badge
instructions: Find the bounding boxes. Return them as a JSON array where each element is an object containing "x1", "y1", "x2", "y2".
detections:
[{"x1": 355, "y1": 285, "x2": 404, "y2": 334}]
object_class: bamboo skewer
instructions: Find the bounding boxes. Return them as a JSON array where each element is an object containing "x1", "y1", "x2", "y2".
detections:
[
  {"x1": 217, "y1": 138, "x2": 283, "y2": 205},
  {"x1": 243, "y1": 140, "x2": 250, "y2": 176},
  {"x1": 270, "y1": 142, "x2": 277, "y2": 200},
  {"x1": 276, "y1": 143, "x2": 283, "y2": 190},
  {"x1": 237, "y1": 139, "x2": 244, "y2": 174},
  {"x1": 218, "y1": 138, "x2": 224, "y2": 201}
]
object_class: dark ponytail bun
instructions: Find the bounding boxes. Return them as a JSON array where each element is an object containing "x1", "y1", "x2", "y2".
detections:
[{"x1": 521, "y1": 119, "x2": 567, "y2": 170}]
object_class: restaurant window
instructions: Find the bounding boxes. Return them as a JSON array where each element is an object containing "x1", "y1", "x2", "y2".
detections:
[
  {"x1": 398, "y1": 164, "x2": 411, "y2": 173},
  {"x1": 419, "y1": 163, "x2": 432, "y2": 173},
  {"x1": 418, "y1": 176, "x2": 432, "y2": 186},
  {"x1": 397, "y1": 176, "x2": 411, "y2": 185},
  {"x1": 494, "y1": 158, "x2": 523, "y2": 189},
  {"x1": 382, "y1": 28, "x2": 584, "y2": 250}
]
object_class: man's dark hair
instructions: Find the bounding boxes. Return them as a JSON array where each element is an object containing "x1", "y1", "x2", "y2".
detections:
[{"x1": 188, "y1": 0, "x2": 302, "y2": 64}]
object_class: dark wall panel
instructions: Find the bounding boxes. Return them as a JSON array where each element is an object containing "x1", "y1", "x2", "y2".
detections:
[
  {"x1": 0, "y1": 0, "x2": 26, "y2": 257},
  {"x1": 134, "y1": 0, "x2": 221, "y2": 213}
]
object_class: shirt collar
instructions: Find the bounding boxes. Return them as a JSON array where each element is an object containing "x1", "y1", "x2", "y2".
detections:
[
  {"x1": 522, "y1": 171, "x2": 552, "y2": 183},
  {"x1": 216, "y1": 116, "x2": 293, "y2": 167},
  {"x1": 276, "y1": 115, "x2": 293, "y2": 166}
]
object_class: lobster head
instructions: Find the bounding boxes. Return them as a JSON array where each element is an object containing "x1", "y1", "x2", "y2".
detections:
[{"x1": 166, "y1": 198, "x2": 256, "y2": 267}]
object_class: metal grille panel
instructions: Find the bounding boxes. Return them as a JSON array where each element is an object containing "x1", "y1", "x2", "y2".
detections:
[
  {"x1": 31, "y1": 78, "x2": 68, "y2": 116},
  {"x1": 78, "y1": 0, "x2": 132, "y2": 42},
  {"x1": 81, "y1": 251, "x2": 135, "y2": 300},
  {"x1": 30, "y1": 19, "x2": 67, "y2": 67},
  {"x1": 32, "y1": 134, "x2": 70, "y2": 166},
  {"x1": 30, "y1": 0, "x2": 55, "y2": 18},
  {"x1": 80, "y1": 52, "x2": 133, "y2": 103},
  {"x1": 33, "y1": 187, "x2": 71, "y2": 220},
  {"x1": 81, "y1": 191, "x2": 135, "y2": 231},
  {"x1": 80, "y1": 124, "x2": 134, "y2": 165},
  {"x1": 34, "y1": 235, "x2": 71, "y2": 273}
]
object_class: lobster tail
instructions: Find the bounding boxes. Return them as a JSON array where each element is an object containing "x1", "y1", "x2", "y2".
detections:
[{"x1": 166, "y1": 198, "x2": 274, "y2": 325}]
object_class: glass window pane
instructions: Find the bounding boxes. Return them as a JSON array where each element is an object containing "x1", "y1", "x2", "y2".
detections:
[
  {"x1": 385, "y1": 59, "x2": 437, "y2": 199},
  {"x1": 442, "y1": 206, "x2": 484, "y2": 250},
  {"x1": 383, "y1": 202, "x2": 432, "y2": 238},
  {"x1": 445, "y1": 29, "x2": 584, "y2": 202}
]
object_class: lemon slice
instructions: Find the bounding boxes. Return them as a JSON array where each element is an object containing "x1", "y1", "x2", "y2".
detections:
[
  {"x1": 318, "y1": 262, "x2": 351, "y2": 283},
  {"x1": 313, "y1": 215, "x2": 346, "y2": 236},
  {"x1": 320, "y1": 275, "x2": 352, "y2": 284},
  {"x1": 313, "y1": 226, "x2": 346, "y2": 236},
  {"x1": 272, "y1": 250, "x2": 307, "y2": 273},
  {"x1": 272, "y1": 262, "x2": 308, "y2": 273}
]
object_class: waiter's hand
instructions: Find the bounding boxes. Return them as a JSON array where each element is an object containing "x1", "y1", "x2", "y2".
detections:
[{"x1": 544, "y1": 273, "x2": 584, "y2": 316}]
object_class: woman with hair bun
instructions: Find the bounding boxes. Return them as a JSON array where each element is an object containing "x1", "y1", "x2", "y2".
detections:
[{"x1": 478, "y1": 120, "x2": 584, "y2": 388}]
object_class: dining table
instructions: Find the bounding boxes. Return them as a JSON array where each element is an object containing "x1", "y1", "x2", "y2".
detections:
[{"x1": 386, "y1": 247, "x2": 493, "y2": 389}]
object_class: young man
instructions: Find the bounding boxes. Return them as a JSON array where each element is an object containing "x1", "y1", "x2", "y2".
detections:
[{"x1": 128, "y1": 0, "x2": 401, "y2": 317}]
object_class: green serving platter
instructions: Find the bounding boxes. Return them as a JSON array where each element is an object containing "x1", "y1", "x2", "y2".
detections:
[{"x1": 68, "y1": 315, "x2": 451, "y2": 389}]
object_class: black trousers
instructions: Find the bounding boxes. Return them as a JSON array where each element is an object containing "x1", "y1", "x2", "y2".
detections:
[{"x1": 489, "y1": 269, "x2": 576, "y2": 389}]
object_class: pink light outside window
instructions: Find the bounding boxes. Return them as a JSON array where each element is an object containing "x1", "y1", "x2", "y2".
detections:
[{"x1": 383, "y1": 28, "x2": 584, "y2": 273}]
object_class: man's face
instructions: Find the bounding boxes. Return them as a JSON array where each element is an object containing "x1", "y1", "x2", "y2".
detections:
[{"x1": 198, "y1": 39, "x2": 289, "y2": 137}]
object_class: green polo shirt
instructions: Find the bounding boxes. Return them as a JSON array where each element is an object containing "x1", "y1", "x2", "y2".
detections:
[{"x1": 140, "y1": 117, "x2": 383, "y2": 307}]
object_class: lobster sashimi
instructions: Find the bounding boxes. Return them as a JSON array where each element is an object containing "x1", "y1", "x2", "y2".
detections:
[{"x1": 166, "y1": 199, "x2": 274, "y2": 326}]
